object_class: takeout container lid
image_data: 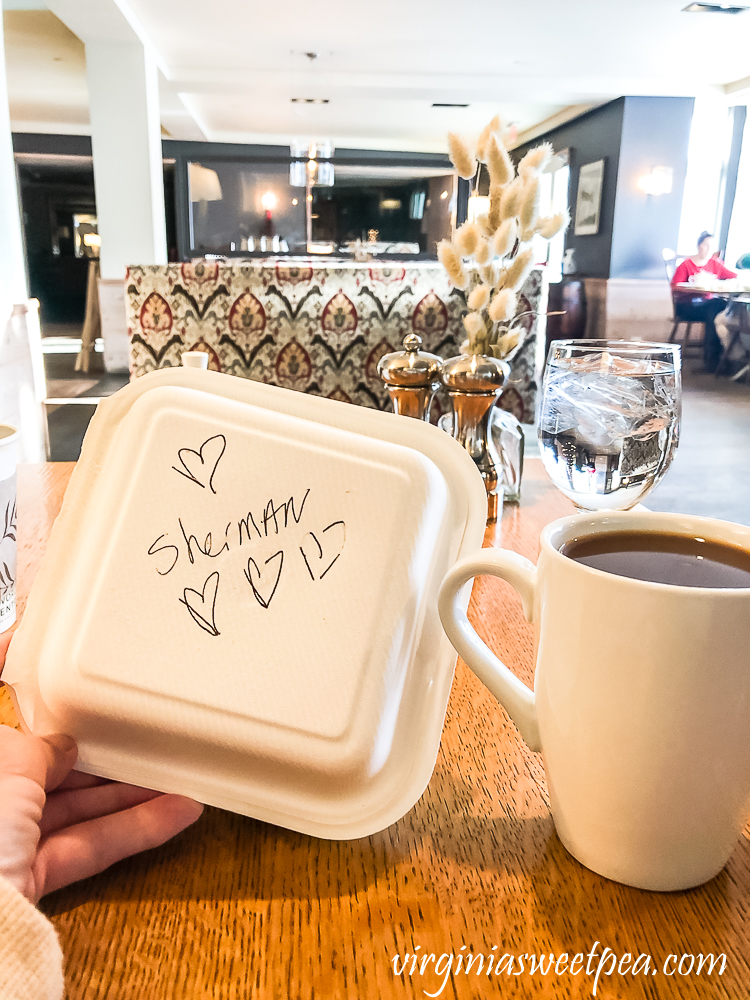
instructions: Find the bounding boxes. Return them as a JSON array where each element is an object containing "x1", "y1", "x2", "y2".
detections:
[{"x1": 4, "y1": 370, "x2": 486, "y2": 838}]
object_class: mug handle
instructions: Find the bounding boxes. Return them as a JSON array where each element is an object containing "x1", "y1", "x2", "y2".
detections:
[{"x1": 438, "y1": 549, "x2": 541, "y2": 753}]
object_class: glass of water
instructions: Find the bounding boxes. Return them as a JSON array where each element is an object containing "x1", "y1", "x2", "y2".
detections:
[{"x1": 538, "y1": 340, "x2": 681, "y2": 510}]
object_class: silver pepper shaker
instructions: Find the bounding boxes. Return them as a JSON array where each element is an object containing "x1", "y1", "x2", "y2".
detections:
[
  {"x1": 441, "y1": 353, "x2": 510, "y2": 523},
  {"x1": 377, "y1": 334, "x2": 443, "y2": 421}
]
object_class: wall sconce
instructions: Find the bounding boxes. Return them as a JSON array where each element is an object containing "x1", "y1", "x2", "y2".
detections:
[
  {"x1": 637, "y1": 166, "x2": 674, "y2": 196},
  {"x1": 261, "y1": 191, "x2": 278, "y2": 212}
]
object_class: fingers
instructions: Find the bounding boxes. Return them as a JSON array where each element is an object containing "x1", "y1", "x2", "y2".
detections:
[
  {"x1": 40, "y1": 782, "x2": 163, "y2": 837},
  {"x1": 55, "y1": 770, "x2": 111, "y2": 792},
  {"x1": 39, "y1": 734, "x2": 78, "y2": 791},
  {"x1": 0, "y1": 726, "x2": 77, "y2": 792},
  {"x1": 36, "y1": 794, "x2": 204, "y2": 899}
]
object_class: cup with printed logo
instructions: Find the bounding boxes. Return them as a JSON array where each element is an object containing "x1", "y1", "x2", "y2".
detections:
[{"x1": 0, "y1": 425, "x2": 18, "y2": 633}]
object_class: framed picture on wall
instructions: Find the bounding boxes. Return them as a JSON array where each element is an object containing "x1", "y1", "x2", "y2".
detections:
[{"x1": 574, "y1": 159, "x2": 605, "y2": 235}]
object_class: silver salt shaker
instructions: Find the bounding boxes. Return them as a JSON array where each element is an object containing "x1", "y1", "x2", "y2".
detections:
[{"x1": 377, "y1": 334, "x2": 442, "y2": 421}]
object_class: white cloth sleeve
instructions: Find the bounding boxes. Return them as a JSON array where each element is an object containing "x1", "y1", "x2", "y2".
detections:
[{"x1": 0, "y1": 874, "x2": 64, "y2": 1000}]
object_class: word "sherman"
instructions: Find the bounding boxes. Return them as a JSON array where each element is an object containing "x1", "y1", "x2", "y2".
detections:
[{"x1": 147, "y1": 488, "x2": 311, "y2": 577}]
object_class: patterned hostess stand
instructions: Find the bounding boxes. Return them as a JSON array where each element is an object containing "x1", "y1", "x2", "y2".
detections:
[{"x1": 125, "y1": 260, "x2": 548, "y2": 423}]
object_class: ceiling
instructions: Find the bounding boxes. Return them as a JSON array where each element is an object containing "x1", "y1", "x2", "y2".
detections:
[{"x1": 3, "y1": 0, "x2": 750, "y2": 152}]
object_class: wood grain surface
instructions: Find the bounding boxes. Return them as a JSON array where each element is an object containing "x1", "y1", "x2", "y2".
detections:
[{"x1": 5, "y1": 461, "x2": 750, "y2": 999}]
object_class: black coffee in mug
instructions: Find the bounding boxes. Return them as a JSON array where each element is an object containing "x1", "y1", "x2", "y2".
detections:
[{"x1": 562, "y1": 531, "x2": 750, "y2": 588}]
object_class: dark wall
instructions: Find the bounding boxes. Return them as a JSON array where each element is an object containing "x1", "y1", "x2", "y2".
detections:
[
  {"x1": 513, "y1": 97, "x2": 695, "y2": 281},
  {"x1": 164, "y1": 139, "x2": 452, "y2": 260},
  {"x1": 17, "y1": 164, "x2": 95, "y2": 324},
  {"x1": 13, "y1": 133, "x2": 180, "y2": 319},
  {"x1": 514, "y1": 99, "x2": 626, "y2": 279},
  {"x1": 610, "y1": 96, "x2": 694, "y2": 279}
]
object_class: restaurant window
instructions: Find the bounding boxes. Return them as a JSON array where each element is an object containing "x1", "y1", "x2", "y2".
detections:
[
  {"x1": 535, "y1": 150, "x2": 570, "y2": 283},
  {"x1": 724, "y1": 110, "x2": 750, "y2": 269},
  {"x1": 677, "y1": 99, "x2": 734, "y2": 256},
  {"x1": 185, "y1": 156, "x2": 455, "y2": 258}
]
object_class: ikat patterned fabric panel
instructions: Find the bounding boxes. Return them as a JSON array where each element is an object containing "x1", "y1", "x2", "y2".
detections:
[{"x1": 125, "y1": 260, "x2": 547, "y2": 423}]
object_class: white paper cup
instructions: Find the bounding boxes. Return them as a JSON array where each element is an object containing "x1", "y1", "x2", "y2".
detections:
[
  {"x1": 0, "y1": 424, "x2": 18, "y2": 633},
  {"x1": 181, "y1": 351, "x2": 209, "y2": 370}
]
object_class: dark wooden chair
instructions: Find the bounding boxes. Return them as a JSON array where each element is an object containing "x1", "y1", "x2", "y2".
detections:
[{"x1": 663, "y1": 250, "x2": 705, "y2": 357}]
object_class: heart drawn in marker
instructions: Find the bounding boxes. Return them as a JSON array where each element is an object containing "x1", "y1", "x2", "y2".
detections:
[
  {"x1": 300, "y1": 521, "x2": 346, "y2": 581},
  {"x1": 179, "y1": 571, "x2": 220, "y2": 636},
  {"x1": 244, "y1": 550, "x2": 284, "y2": 609},
  {"x1": 172, "y1": 434, "x2": 226, "y2": 494}
]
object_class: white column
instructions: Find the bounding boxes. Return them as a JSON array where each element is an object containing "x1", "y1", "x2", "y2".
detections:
[
  {"x1": 0, "y1": 14, "x2": 47, "y2": 462},
  {"x1": 85, "y1": 40, "x2": 167, "y2": 371},
  {"x1": 0, "y1": 21, "x2": 25, "y2": 315}
]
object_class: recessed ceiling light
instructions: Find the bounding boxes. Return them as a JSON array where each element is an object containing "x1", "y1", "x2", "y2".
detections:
[
  {"x1": 682, "y1": 2, "x2": 748, "y2": 11},
  {"x1": 290, "y1": 98, "x2": 330, "y2": 104},
  {"x1": 432, "y1": 103, "x2": 470, "y2": 108}
]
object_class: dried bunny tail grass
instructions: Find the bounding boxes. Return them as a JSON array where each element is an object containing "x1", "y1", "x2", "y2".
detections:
[
  {"x1": 518, "y1": 142, "x2": 553, "y2": 178},
  {"x1": 537, "y1": 211, "x2": 569, "y2": 240},
  {"x1": 493, "y1": 217, "x2": 518, "y2": 259},
  {"x1": 486, "y1": 134, "x2": 514, "y2": 188},
  {"x1": 474, "y1": 236, "x2": 493, "y2": 266},
  {"x1": 480, "y1": 262, "x2": 498, "y2": 286},
  {"x1": 447, "y1": 132, "x2": 477, "y2": 180},
  {"x1": 437, "y1": 239, "x2": 469, "y2": 289},
  {"x1": 519, "y1": 175, "x2": 541, "y2": 239},
  {"x1": 488, "y1": 288, "x2": 517, "y2": 323},
  {"x1": 476, "y1": 114, "x2": 503, "y2": 162},
  {"x1": 475, "y1": 213, "x2": 490, "y2": 237},
  {"x1": 500, "y1": 177, "x2": 524, "y2": 221},
  {"x1": 493, "y1": 329, "x2": 522, "y2": 359},
  {"x1": 486, "y1": 185, "x2": 503, "y2": 233},
  {"x1": 463, "y1": 310, "x2": 486, "y2": 342},
  {"x1": 504, "y1": 247, "x2": 535, "y2": 292},
  {"x1": 454, "y1": 222, "x2": 480, "y2": 257},
  {"x1": 476, "y1": 124, "x2": 492, "y2": 165},
  {"x1": 467, "y1": 283, "x2": 491, "y2": 311}
]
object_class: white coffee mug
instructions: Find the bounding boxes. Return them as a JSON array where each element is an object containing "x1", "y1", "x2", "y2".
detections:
[
  {"x1": 181, "y1": 351, "x2": 209, "y2": 370},
  {"x1": 438, "y1": 510, "x2": 750, "y2": 891},
  {"x1": 0, "y1": 424, "x2": 18, "y2": 633}
]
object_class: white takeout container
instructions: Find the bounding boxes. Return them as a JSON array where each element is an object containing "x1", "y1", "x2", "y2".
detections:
[{"x1": 4, "y1": 369, "x2": 487, "y2": 838}]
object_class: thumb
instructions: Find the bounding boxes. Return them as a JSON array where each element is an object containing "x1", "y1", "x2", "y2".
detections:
[
  {"x1": 0, "y1": 726, "x2": 78, "y2": 792},
  {"x1": 39, "y1": 733, "x2": 79, "y2": 791}
]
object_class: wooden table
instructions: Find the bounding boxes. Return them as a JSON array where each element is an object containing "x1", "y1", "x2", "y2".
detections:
[{"x1": 5, "y1": 461, "x2": 750, "y2": 999}]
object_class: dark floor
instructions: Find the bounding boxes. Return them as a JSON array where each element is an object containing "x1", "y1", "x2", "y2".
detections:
[
  {"x1": 646, "y1": 367, "x2": 750, "y2": 525},
  {"x1": 44, "y1": 350, "x2": 128, "y2": 461},
  {"x1": 44, "y1": 347, "x2": 750, "y2": 525}
]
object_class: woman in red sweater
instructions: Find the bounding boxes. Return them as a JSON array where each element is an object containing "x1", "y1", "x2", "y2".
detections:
[{"x1": 671, "y1": 231, "x2": 736, "y2": 372}]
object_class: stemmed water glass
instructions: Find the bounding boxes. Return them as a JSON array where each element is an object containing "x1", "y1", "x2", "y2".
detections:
[{"x1": 538, "y1": 340, "x2": 681, "y2": 511}]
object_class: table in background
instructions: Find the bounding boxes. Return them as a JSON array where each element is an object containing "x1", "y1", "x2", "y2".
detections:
[
  {"x1": 124, "y1": 260, "x2": 547, "y2": 423},
  {"x1": 6, "y1": 461, "x2": 750, "y2": 999},
  {"x1": 673, "y1": 282, "x2": 750, "y2": 375}
]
